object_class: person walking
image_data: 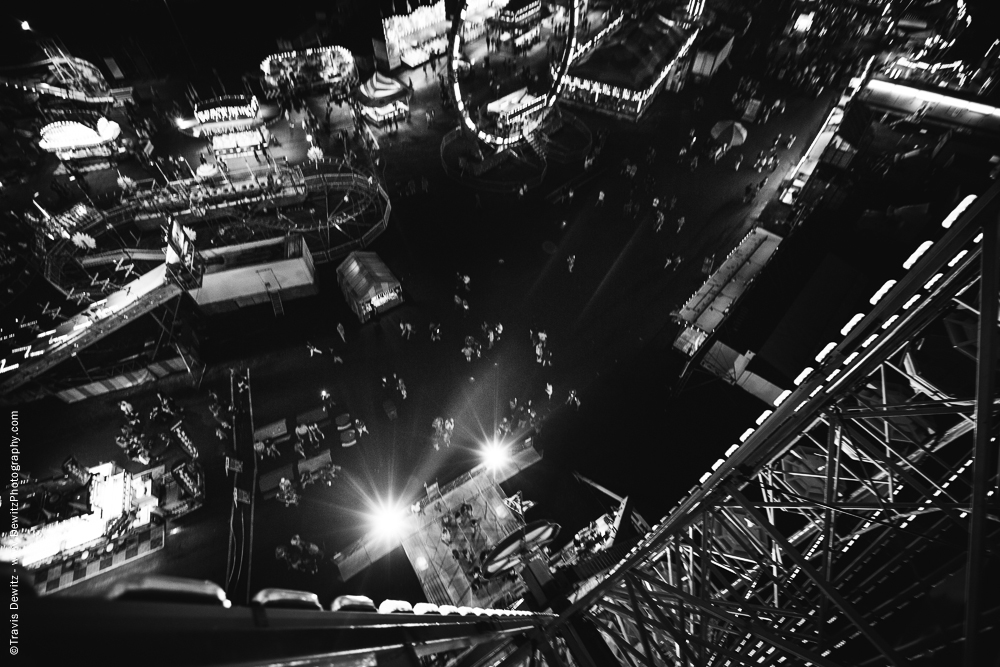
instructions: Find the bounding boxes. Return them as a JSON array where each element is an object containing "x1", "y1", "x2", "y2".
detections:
[
  {"x1": 545, "y1": 383, "x2": 553, "y2": 400},
  {"x1": 567, "y1": 255, "x2": 576, "y2": 273},
  {"x1": 597, "y1": 190, "x2": 605, "y2": 206},
  {"x1": 566, "y1": 389, "x2": 580, "y2": 410},
  {"x1": 337, "y1": 323, "x2": 346, "y2": 343}
]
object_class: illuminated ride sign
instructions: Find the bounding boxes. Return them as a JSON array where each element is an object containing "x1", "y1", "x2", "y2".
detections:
[
  {"x1": 194, "y1": 95, "x2": 260, "y2": 124},
  {"x1": 165, "y1": 219, "x2": 197, "y2": 274},
  {"x1": 447, "y1": 0, "x2": 581, "y2": 147}
]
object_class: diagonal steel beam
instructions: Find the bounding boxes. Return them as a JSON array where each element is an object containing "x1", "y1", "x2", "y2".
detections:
[
  {"x1": 624, "y1": 578, "x2": 656, "y2": 667},
  {"x1": 963, "y1": 207, "x2": 999, "y2": 666},
  {"x1": 630, "y1": 570, "x2": 841, "y2": 667},
  {"x1": 725, "y1": 485, "x2": 904, "y2": 666},
  {"x1": 600, "y1": 598, "x2": 756, "y2": 667},
  {"x1": 838, "y1": 399, "x2": 993, "y2": 418},
  {"x1": 633, "y1": 575, "x2": 701, "y2": 666},
  {"x1": 588, "y1": 613, "x2": 647, "y2": 667},
  {"x1": 841, "y1": 422, "x2": 970, "y2": 532}
]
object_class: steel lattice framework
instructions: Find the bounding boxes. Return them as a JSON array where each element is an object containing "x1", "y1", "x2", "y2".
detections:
[
  {"x1": 28, "y1": 156, "x2": 1000, "y2": 667},
  {"x1": 509, "y1": 181, "x2": 1000, "y2": 667}
]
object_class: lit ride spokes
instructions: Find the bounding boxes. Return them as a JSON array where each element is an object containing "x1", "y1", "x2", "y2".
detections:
[{"x1": 447, "y1": 0, "x2": 581, "y2": 147}]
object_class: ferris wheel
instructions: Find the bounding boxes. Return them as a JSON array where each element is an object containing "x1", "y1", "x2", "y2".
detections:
[{"x1": 446, "y1": 0, "x2": 582, "y2": 147}]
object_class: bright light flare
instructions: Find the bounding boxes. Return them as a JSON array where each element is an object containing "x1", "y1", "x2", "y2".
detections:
[
  {"x1": 369, "y1": 501, "x2": 407, "y2": 541},
  {"x1": 482, "y1": 440, "x2": 509, "y2": 470},
  {"x1": 21, "y1": 21, "x2": 31, "y2": 31}
]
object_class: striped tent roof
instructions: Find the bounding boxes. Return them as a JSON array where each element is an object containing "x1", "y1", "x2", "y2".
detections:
[{"x1": 356, "y1": 72, "x2": 411, "y2": 107}]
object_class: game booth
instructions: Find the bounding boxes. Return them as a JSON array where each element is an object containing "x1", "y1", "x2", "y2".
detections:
[
  {"x1": 260, "y1": 46, "x2": 358, "y2": 100},
  {"x1": 377, "y1": 0, "x2": 500, "y2": 70},
  {"x1": 488, "y1": 0, "x2": 542, "y2": 55},
  {"x1": 559, "y1": 12, "x2": 697, "y2": 121},
  {"x1": 190, "y1": 95, "x2": 269, "y2": 157},
  {"x1": 38, "y1": 116, "x2": 124, "y2": 167},
  {"x1": 485, "y1": 87, "x2": 547, "y2": 140},
  {"x1": 336, "y1": 251, "x2": 403, "y2": 323},
  {"x1": 355, "y1": 73, "x2": 411, "y2": 127}
]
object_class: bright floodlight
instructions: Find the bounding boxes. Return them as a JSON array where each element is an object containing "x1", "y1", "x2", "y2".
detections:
[
  {"x1": 482, "y1": 441, "x2": 509, "y2": 470},
  {"x1": 21, "y1": 21, "x2": 31, "y2": 31},
  {"x1": 370, "y1": 502, "x2": 406, "y2": 540}
]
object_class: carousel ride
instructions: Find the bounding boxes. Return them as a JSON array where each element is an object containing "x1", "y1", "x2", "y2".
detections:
[
  {"x1": 260, "y1": 46, "x2": 358, "y2": 100},
  {"x1": 440, "y1": 0, "x2": 591, "y2": 190}
]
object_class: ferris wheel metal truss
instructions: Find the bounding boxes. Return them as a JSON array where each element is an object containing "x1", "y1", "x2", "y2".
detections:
[
  {"x1": 447, "y1": 0, "x2": 581, "y2": 148},
  {"x1": 425, "y1": 191, "x2": 1000, "y2": 667},
  {"x1": 506, "y1": 182, "x2": 1000, "y2": 667}
]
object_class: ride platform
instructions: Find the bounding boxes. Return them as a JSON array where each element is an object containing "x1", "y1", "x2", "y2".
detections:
[{"x1": 333, "y1": 440, "x2": 541, "y2": 607}]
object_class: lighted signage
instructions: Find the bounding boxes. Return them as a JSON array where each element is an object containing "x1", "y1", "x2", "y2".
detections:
[
  {"x1": 165, "y1": 219, "x2": 196, "y2": 271},
  {"x1": 793, "y1": 12, "x2": 814, "y2": 33},
  {"x1": 370, "y1": 290, "x2": 399, "y2": 309},
  {"x1": 194, "y1": 96, "x2": 259, "y2": 124}
]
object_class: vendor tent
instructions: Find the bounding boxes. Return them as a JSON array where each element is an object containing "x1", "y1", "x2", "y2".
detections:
[
  {"x1": 356, "y1": 72, "x2": 411, "y2": 108},
  {"x1": 336, "y1": 251, "x2": 403, "y2": 323}
]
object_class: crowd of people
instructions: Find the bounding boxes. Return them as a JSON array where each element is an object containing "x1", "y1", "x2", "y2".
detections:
[
  {"x1": 114, "y1": 392, "x2": 192, "y2": 466},
  {"x1": 275, "y1": 534, "x2": 326, "y2": 574}
]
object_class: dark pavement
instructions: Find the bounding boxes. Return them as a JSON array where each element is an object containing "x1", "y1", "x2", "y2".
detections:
[{"x1": 12, "y1": 7, "x2": 847, "y2": 607}]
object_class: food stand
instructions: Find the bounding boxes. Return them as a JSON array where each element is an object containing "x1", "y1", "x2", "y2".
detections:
[
  {"x1": 336, "y1": 251, "x2": 403, "y2": 323},
  {"x1": 355, "y1": 73, "x2": 411, "y2": 127},
  {"x1": 377, "y1": 0, "x2": 502, "y2": 71},
  {"x1": 488, "y1": 0, "x2": 542, "y2": 54},
  {"x1": 210, "y1": 127, "x2": 270, "y2": 156},
  {"x1": 192, "y1": 95, "x2": 268, "y2": 157},
  {"x1": 485, "y1": 88, "x2": 546, "y2": 139},
  {"x1": 0, "y1": 462, "x2": 158, "y2": 569}
]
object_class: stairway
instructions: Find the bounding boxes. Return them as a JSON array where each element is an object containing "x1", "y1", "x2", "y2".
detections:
[
  {"x1": 570, "y1": 538, "x2": 641, "y2": 582},
  {"x1": 269, "y1": 290, "x2": 284, "y2": 317},
  {"x1": 524, "y1": 132, "x2": 548, "y2": 162}
]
